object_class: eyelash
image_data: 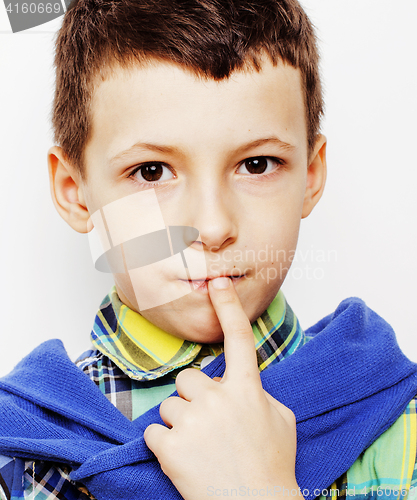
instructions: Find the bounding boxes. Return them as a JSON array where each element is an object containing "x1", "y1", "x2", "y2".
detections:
[{"x1": 127, "y1": 156, "x2": 285, "y2": 187}]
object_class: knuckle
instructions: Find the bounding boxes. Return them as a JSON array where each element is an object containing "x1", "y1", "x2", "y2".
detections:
[
  {"x1": 204, "y1": 385, "x2": 225, "y2": 409},
  {"x1": 143, "y1": 423, "x2": 158, "y2": 445},
  {"x1": 159, "y1": 396, "x2": 172, "y2": 414},
  {"x1": 181, "y1": 410, "x2": 198, "y2": 428},
  {"x1": 175, "y1": 367, "x2": 196, "y2": 385},
  {"x1": 144, "y1": 425, "x2": 176, "y2": 465},
  {"x1": 158, "y1": 397, "x2": 177, "y2": 427}
]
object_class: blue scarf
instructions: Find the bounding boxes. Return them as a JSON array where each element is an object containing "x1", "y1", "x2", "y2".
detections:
[{"x1": 0, "y1": 297, "x2": 416, "y2": 500}]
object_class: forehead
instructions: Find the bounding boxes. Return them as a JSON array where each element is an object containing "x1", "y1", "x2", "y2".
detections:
[{"x1": 85, "y1": 58, "x2": 307, "y2": 169}]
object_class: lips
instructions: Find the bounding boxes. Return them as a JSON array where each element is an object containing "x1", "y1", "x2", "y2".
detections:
[
  {"x1": 179, "y1": 274, "x2": 245, "y2": 291},
  {"x1": 192, "y1": 273, "x2": 243, "y2": 281}
]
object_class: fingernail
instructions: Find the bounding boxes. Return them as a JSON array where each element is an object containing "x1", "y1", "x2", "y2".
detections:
[{"x1": 211, "y1": 277, "x2": 230, "y2": 289}]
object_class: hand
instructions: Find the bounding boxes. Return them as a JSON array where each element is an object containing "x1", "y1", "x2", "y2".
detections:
[{"x1": 144, "y1": 277, "x2": 301, "y2": 500}]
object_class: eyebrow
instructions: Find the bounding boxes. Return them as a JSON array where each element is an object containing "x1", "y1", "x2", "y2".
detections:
[{"x1": 108, "y1": 136, "x2": 296, "y2": 169}]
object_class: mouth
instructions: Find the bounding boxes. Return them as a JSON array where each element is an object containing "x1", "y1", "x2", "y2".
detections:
[{"x1": 179, "y1": 274, "x2": 245, "y2": 292}]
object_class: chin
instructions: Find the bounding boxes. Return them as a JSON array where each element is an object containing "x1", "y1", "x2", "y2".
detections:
[
  {"x1": 192, "y1": 330, "x2": 225, "y2": 344},
  {"x1": 172, "y1": 316, "x2": 225, "y2": 344}
]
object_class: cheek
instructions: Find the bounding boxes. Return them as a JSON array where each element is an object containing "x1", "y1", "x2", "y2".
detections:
[
  {"x1": 239, "y1": 173, "x2": 306, "y2": 233},
  {"x1": 251, "y1": 208, "x2": 301, "y2": 261},
  {"x1": 244, "y1": 209, "x2": 301, "y2": 298}
]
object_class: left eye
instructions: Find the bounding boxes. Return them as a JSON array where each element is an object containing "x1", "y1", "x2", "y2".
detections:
[{"x1": 237, "y1": 157, "x2": 281, "y2": 175}]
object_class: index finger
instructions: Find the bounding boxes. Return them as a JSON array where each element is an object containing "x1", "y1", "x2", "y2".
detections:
[{"x1": 208, "y1": 277, "x2": 260, "y2": 384}]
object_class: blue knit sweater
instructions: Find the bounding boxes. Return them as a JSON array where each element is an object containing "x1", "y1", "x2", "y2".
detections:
[{"x1": 0, "y1": 297, "x2": 416, "y2": 500}]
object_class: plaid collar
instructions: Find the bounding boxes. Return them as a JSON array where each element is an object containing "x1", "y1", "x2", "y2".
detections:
[{"x1": 91, "y1": 285, "x2": 306, "y2": 381}]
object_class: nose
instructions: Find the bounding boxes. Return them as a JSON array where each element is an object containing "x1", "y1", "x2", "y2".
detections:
[{"x1": 185, "y1": 177, "x2": 238, "y2": 252}]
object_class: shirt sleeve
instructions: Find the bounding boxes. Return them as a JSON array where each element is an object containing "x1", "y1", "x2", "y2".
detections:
[
  {"x1": 0, "y1": 456, "x2": 96, "y2": 500},
  {"x1": 0, "y1": 455, "x2": 14, "y2": 500}
]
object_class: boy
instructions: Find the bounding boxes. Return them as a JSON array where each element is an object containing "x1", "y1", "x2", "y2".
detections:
[{"x1": 0, "y1": 0, "x2": 416, "y2": 499}]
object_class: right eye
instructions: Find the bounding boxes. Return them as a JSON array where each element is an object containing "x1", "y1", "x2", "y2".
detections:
[{"x1": 129, "y1": 163, "x2": 175, "y2": 185}]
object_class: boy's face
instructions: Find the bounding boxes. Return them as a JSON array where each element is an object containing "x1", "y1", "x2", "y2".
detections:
[{"x1": 52, "y1": 56, "x2": 326, "y2": 343}]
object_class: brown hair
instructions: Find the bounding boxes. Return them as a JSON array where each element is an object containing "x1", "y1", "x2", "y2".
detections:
[{"x1": 51, "y1": 0, "x2": 324, "y2": 180}]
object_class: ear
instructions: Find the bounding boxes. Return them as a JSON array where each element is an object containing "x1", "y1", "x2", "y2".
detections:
[
  {"x1": 301, "y1": 134, "x2": 327, "y2": 219},
  {"x1": 47, "y1": 146, "x2": 91, "y2": 233}
]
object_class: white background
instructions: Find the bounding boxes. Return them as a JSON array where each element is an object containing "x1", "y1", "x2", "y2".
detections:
[{"x1": 0, "y1": 0, "x2": 416, "y2": 376}]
